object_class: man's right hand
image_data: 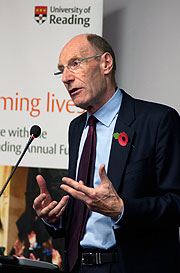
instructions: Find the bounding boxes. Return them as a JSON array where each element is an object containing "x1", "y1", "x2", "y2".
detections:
[{"x1": 33, "y1": 175, "x2": 69, "y2": 224}]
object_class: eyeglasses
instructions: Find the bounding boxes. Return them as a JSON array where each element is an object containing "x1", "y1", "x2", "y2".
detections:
[{"x1": 54, "y1": 54, "x2": 103, "y2": 76}]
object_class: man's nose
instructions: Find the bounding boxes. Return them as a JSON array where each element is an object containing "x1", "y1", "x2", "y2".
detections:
[{"x1": 62, "y1": 67, "x2": 75, "y2": 84}]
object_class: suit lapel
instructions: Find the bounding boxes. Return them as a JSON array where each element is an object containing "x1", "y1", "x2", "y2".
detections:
[
  {"x1": 65, "y1": 113, "x2": 87, "y2": 234},
  {"x1": 107, "y1": 90, "x2": 136, "y2": 191},
  {"x1": 68, "y1": 113, "x2": 87, "y2": 179}
]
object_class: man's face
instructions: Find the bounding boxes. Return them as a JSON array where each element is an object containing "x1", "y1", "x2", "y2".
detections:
[
  {"x1": 28, "y1": 230, "x2": 36, "y2": 245},
  {"x1": 58, "y1": 35, "x2": 108, "y2": 114}
]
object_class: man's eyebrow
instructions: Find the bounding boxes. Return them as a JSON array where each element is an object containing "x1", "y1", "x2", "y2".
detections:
[{"x1": 58, "y1": 55, "x2": 83, "y2": 68}]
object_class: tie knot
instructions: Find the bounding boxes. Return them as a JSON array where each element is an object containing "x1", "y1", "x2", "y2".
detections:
[{"x1": 88, "y1": 115, "x2": 97, "y2": 126}]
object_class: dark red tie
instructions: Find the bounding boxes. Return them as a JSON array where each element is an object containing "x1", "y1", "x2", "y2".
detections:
[{"x1": 68, "y1": 115, "x2": 97, "y2": 271}]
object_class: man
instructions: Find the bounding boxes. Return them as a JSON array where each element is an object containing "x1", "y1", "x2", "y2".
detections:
[{"x1": 33, "y1": 34, "x2": 180, "y2": 273}]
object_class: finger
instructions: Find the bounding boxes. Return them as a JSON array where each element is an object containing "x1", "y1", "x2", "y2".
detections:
[
  {"x1": 39, "y1": 200, "x2": 59, "y2": 219},
  {"x1": 60, "y1": 183, "x2": 86, "y2": 200},
  {"x1": 62, "y1": 177, "x2": 90, "y2": 193},
  {"x1": 62, "y1": 176, "x2": 77, "y2": 185},
  {"x1": 99, "y1": 164, "x2": 109, "y2": 184},
  {"x1": 48, "y1": 195, "x2": 69, "y2": 218},
  {"x1": 33, "y1": 193, "x2": 47, "y2": 210},
  {"x1": 54, "y1": 195, "x2": 70, "y2": 218},
  {"x1": 61, "y1": 177, "x2": 94, "y2": 198},
  {"x1": 36, "y1": 175, "x2": 49, "y2": 194},
  {"x1": 79, "y1": 180, "x2": 84, "y2": 185},
  {"x1": 41, "y1": 195, "x2": 70, "y2": 222},
  {"x1": 61, "y1": 177, "x2": 81, "y2": 191}
]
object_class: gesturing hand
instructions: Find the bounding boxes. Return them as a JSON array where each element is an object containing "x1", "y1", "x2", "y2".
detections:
[
  {"x1": 61, "y1": 164, "x2": 124, "y2": 219},
  {"x1": 33, "y1": 175, "x2": 69, "y2": 224}
]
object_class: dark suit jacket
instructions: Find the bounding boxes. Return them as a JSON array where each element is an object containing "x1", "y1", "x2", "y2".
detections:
[{"x1": 48, "y1": 90, "x2": 180, "y2": 273}]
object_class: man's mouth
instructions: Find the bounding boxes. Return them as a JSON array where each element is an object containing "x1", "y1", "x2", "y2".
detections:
[{"x1": 69, "y1": 88, "x2": 81, "y2": 95}]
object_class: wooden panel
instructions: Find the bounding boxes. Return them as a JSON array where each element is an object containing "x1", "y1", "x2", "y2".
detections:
[
  {"x1": 0, "y1": 166, "x2": 28, "y2": 255},
  {"x1": 0, "y1": 165, "x2": 12, "y2": 253}
]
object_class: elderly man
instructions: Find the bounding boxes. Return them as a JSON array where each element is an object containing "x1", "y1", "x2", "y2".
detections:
[{"x1": 33, "y1": 34, "x2": 180, "y2": 273}]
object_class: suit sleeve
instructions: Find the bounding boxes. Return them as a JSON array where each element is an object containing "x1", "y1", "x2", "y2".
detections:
[{"x1": 121, "y1": 108, "x2": 180, "y2": 228}]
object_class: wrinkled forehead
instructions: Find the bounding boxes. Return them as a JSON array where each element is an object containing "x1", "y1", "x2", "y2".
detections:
[{"x1": 59, "y1": 35, "x2": 96, "y2": 64}]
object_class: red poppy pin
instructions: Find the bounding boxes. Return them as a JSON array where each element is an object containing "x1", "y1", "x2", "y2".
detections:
[{"x1": 113, "y1": 132, "x2": 129, "y2": 147}]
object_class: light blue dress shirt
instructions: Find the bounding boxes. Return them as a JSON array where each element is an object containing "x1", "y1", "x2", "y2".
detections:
[{"x1": 76, "y1": 88, "x2": 123, "y2": 249}]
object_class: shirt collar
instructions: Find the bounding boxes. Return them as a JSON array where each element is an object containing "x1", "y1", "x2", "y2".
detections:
[{"x1": 86, "y1": 88, "x2": 123, "y2": 127}]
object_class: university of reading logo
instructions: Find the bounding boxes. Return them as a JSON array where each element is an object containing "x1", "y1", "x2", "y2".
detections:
[
  {"x1": 34, "y1": 6, "x2": 47, "y2": 24},
  {"x1": 34, "y1": 5, "x2": 91, "y2": 28}
]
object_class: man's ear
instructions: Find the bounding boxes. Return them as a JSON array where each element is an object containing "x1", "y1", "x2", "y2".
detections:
[{"x1": 101, "y1": 52, "x2": 114, "y2": 75}]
